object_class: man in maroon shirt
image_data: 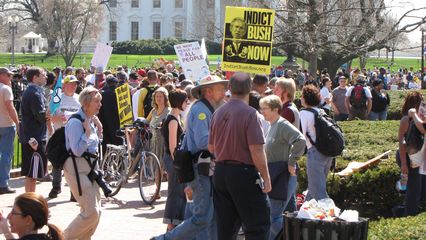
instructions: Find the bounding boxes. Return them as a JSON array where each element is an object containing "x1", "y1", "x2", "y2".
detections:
[{"x1": 209, "y1": 72, "x2": 271, "y2": 239}]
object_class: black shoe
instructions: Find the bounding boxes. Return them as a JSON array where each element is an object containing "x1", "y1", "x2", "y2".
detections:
[
  {"x1": 48, "y1": 187, "x2": 61, "y2": 198},
  {"x1": 70, "y1": 192, "x2": 77, "y2": 202},
  {"x1": 37, "y1": 174, "x2": 53, "y2": 182},
  {"x1": 0, "y1": 187, "x2": 16, "y2": 194}
]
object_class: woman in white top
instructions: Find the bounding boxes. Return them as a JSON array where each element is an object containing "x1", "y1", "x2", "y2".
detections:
[
  {"x1": 300, "y1": 84, "x2": 334, "y2": 201},
  {"x1": 320, "y1": 77, "x2": 332, "y2": 115}
]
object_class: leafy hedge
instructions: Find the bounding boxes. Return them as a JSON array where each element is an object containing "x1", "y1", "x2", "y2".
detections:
[
  {"x1": 295, "y1": 89, "x2": 426, "y2": 120},
  {"x1": 297, "y1": 120, "x2": 403, "y2": 218},
  {"x1": 110, "y1": 38, "x2": 281, "y2": 56},
  {"x1": 111, "y1": 38, "x2": 222, "y2": 55},
  {"x1": 369, "y1": 212, "x2": 426, "y2": 239}
]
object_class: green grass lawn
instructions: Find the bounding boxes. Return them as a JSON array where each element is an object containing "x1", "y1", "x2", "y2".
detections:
[{"x1": 0, "y1": 53, "x2": 421, "y2": 73}]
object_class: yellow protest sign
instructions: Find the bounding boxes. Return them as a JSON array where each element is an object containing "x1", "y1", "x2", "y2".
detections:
[
  {"x1": 115, "y1": 83, "x2": 133, "y2": 127},
  {"x1": 222, "y1": 6, "x2": 275, "y2": 75}
]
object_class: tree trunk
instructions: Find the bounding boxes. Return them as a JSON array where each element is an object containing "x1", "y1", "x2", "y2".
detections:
[
  {"x1": 308, "y1": 54, "x2": 318, "y2": 79},
  {"x1": 46, "y1": 38, "x2": 57, "y2": 56}
]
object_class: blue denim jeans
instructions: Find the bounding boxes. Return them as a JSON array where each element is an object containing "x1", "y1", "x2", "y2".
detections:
[
  {"x1": 0, "y1": 126, "x2": 16, "y2": 188},
  {"x1": 159, "y1": 164, "x2": 217, "y2": 240},
  {"x1": 369, "y1": 110, "x2": 387, "y2": 121},
  {"x1": 163, "y1": 153, "x2": 186, "y2": 225},
  {"x1": 284, "y1": 175, "x2": 298, "y2": 212},
  {"x1": 269, "y1": 198, "x2": 285, "y2": 240},
  {"x1": 269, "y1": 175, "x2": 298, "y2": 240},
  {"x1": 306, "y1": 147, "x2": 333, "y2": 201}
]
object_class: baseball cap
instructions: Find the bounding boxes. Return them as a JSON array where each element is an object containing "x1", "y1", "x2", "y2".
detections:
[
  {"x1": 137, "y1": 69, "x2": 146, "y2": 77},
  {"x1": 0, "y1": 67, "x2": 14, "y2": 75},
  {"x1": 63, "y1": 75, "x2": 79, "y2": 84}
]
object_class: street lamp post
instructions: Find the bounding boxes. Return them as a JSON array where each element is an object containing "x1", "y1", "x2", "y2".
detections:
[
  {"x1": 421, "y1": 24, "x2": 425, "y2": 82},
  {"x1": 8, "y1": 16, "x2": 19, "y2": 67}
]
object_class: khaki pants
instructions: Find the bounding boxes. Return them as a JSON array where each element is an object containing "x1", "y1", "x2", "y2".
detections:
[{"x1": 63, "y1": 156, "x2": 101, "y2": 240}]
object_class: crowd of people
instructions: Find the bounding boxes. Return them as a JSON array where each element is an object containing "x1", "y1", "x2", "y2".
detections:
[{"x1": 0, "y1": 61, "x2": 424, "y2": 239}]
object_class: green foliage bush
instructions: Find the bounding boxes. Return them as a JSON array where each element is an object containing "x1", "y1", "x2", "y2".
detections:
[
  {"x1": 368, "y1": 212, "x2": 426, "y2": 239},
  {"x1": 111, "y1": 38, "x2": 223, "y2": 55},
  {"x1": 297, "y1": 120, "x2": 403, "y2": 218}
]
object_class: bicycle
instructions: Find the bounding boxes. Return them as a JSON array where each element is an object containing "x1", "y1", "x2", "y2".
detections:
[{"x1": 100, "y1": 118, "x2": 162, "y2": 205}]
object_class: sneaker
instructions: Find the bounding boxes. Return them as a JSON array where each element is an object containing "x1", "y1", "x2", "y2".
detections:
[
  {"x1": 0, "y1": 187, "x2": 16, "y2": 194},
  {"x1": 48, "y1": 187, "x2": 61, "y2": 198}
]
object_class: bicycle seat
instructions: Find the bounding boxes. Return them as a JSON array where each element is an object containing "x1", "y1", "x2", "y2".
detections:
[
  {"x1": 115, "y1": 129, "x2": 126, "y2": 137},
  {"x1": 134, "y1": 117, "x2": 149, "y2": 127}
]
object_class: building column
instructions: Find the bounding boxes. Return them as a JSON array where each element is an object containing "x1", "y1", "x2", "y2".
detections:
[
  {"x1": 186, "y1": 0, "x2": 194, "y2": 39},
  {"x1": 214, "y1": 0, "x2": 221, "y2": 42}
]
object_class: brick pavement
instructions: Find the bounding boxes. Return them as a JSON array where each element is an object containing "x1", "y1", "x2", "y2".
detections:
[{"x1": 0, "y1": 177, "x2": 168, "y2": 240}]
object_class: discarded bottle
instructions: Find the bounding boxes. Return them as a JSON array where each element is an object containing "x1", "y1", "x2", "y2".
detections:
[{"x1": 396, "y1": 174, "x2": 408, "y2": 193}]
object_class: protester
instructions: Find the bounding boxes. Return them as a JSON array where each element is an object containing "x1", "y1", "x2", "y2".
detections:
[
  {"x1": 369, "y1": 79, "x2": 390, "y2": 121},
  {"x1": 154, "y1": 75, "x2": 227, "y2": 240},
  {"x1": 48, "y1": 75, "x2": 81, "y2": 199},
  {"x1": 209, "y1": 72, "x2": 271, "y2": 239},
  {"x1": 345, "y1": 75, "x2": 372, "y2": 120},
  {"x1": 75, "y1": 68, "x2": 87, "y2": 94},
  {"x1": 320, "y1": 77, "x2": 332, "y2": 115},
  {"x1": 0, "y1": 192, "x2": 64, "y2": 240},
  {"x1": 0, "y1": 67, "x2": 19, "y2": 194},
  {"x1": 21, "y1": 67, "x2": 49, "y2": 193},
  {"x1": 98, "y1": 75, "x2": 121, "y2": 153},
  {"x1": 397, "y1": 91, "x2": 425, "y2": 216},
  {"x1": 300, "y1": 85, "x2": 334, "y2": 200},
  {"x1": 259, "y1": 95, "x2": 305, "y2": 240},
  {"x1": 252, "y1": 74, "x2": 269, "y2": 97},
  {"x1": 161, "y1": 89, "x2": 188, "y2": 231},
  {"x1": 273, "y1": 77, "x2": 300, "y2": 212},
  {"x1": 138, "y1": 70, "x2": 160, "y2": 118},
  {"x1": 147, "y1": 87, "x2": 171, "y2": 169},
  {"x1": 331, "y1": 76, "x2": 348, "y2": 121},
  {"x1": 63, "y1": 86, "x2": 103, "y2": 239}
]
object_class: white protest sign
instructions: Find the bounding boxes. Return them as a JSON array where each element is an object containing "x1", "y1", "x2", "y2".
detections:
[
  {"x1": 174, "y1": 42, "x2": 210, "y2": 83},
  {"x1": 90, "y1": 42, "x2": 113, "y2": 69}
]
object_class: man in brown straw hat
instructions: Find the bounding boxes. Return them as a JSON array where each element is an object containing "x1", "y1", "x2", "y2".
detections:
[{"x1": 152, "y1": 74, "x2": 227, "y2": 240}]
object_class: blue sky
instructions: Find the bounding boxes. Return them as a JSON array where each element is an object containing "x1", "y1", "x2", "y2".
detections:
[{"x1": 385, "y1": 0, "x2": 426, "y2": 42}]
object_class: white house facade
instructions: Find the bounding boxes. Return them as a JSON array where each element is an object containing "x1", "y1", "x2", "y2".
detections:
[{"x1": 96, "y1": 0, "x2": 259, "y2": 44}]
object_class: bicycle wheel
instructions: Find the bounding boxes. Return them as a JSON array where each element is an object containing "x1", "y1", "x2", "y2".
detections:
[
  {"x1": 101, "y1": 150, "x2": 126, "y2": 197},
  {"x1": 139, "y1": 152, "x2": 162, "y2": 205}
]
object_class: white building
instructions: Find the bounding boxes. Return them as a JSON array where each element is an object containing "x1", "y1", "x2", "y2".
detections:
[
  {"x1": 96, "y1": 0, "x2": 258, "y2": 44},
  {"x1": 20, "y1": 32, "x2": 46, "y2": 53}
]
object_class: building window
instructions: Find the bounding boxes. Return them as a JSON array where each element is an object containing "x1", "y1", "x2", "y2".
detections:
[
  {"x1": 109, "y1": 21, "x2": 117, "y2": 41},
  {"x1": 152, "y1": 0, "x2": 161, "y2": 8},
  {"x1": 175, "y1": 22, "x2": 183, "y2": 40},
  {"x1": 131, "y1": 0, "x2": 139, "y2": 8},
  {"x1": 153, "y1": 21, "x2": 161, "y2": 39},
  {"x1": 175, "y1": 0, "x2": 183, "y2": 8},
  {"x1": 153, "y1": 0, "x2": 161, "y2": 8},
  {"x1": 109, "y1": 0, "x2": 117, "y2": 8},
  {"x1": 131, "y1": 21, "x2": 139, "y2": 40}
]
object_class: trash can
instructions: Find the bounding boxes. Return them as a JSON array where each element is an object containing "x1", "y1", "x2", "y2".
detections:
[{"x1": 284, "y1": 212, "x2": 369, "y2": 240}]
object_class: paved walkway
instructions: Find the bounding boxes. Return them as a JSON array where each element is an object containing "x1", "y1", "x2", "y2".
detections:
[{"x1": 0, "y1": 176, "x2": 168, "y2": 240}]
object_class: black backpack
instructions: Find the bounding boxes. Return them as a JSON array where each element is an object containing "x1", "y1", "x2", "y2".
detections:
[
  {"x1": 350, "y1": 84, "x2": 367, "y2": 109},
  {"x1": 302, "y1": 108, "x2": 345, "y2": 157},
  {"x1": 143, "y1": 86, "x2": 159, "y2": 118},
  {"x1": 46, "y1": 114, "x2": 84, "y2": 169}
]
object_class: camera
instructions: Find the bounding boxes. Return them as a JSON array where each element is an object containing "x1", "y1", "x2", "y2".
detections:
[{"x1": 88, "y1": 169, "x2": 113, "y2": 197}]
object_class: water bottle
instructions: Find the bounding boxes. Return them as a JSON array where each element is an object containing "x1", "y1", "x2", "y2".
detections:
[{"x1": 396, "y1": 174, "x2": 408, "y2": 193}]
